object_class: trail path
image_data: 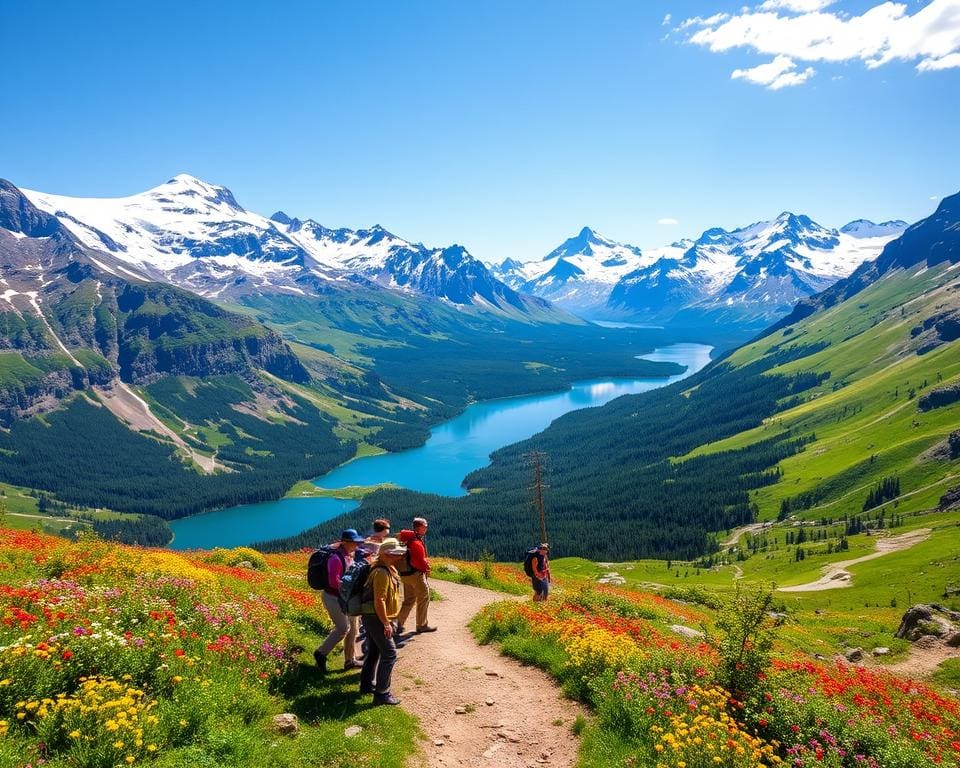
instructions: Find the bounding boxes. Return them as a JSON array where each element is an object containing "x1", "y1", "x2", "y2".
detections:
[
  {"x1": 396, "y1": 580, "x2": 583, "y2": 768},
  {"x1": 778, "y1": 528, "x2": 931, "y2": 592},
  {"x1": 721, "y1": 523, "x2": 767, "y2": 551},
  {"x1": 879, "y1": 642, "x2": 960, "y2": 680}
]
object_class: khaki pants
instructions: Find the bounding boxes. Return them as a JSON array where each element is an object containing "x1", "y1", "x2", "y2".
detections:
[
  {"x1": 318, "y1": 591, "x2": 358, "y2": 662},
  {"x1": 396, "y1": 571, "x2": 429, "y2": 629}
]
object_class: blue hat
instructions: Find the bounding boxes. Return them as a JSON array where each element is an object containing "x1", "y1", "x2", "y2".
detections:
[{"x1": 340, "y1": 528, "x2": 364, "y2": 543}]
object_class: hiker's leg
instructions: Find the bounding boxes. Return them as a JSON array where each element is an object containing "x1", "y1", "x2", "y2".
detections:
[
  {"x1": 396, "y1": 574, "x2": 417, "y2": 628},
  {"x1": 342, "y1": 614, "x2": 358, "y2": 663},
  {"x1": 413, "y1": 572, "x2": 430, "y2": 628},
  {"x1": 367, "y1": 618, "x2": 398, "y2": 694},
  {"x1": 317, "y1": 592, "x2": 349, "y2": 656},
  {"x1": 359, "y1": 614, "x2": 380, "y2": 691}
]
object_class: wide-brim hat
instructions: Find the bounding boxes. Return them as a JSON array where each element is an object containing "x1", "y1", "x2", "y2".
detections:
[{"x1": 379, "y1": 536, "x2": 407, "y2": 555}]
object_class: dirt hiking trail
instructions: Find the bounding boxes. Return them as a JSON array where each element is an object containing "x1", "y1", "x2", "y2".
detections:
[
  {"x1": 778, "y1": 528, "x2": 931, "y2": 592},
  {"x1": 395, "y1": 580, "x2": 583, "y2": 768}
]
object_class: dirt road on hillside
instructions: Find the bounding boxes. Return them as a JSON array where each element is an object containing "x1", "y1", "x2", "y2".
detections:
[
  {"x1": 778, "y1": 528, "x2": 931, "y2": 592},
  {"x1": 395, "y1": 580, "x2": 583, "y2": 768}
]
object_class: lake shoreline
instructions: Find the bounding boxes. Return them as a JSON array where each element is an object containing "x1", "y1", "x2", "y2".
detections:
[{"x1": 168, "y1": 343, "x2": 713, "y2": 550}]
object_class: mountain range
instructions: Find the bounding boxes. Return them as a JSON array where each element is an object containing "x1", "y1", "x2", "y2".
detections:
[
  {"x1": 491, "y1": 214, "x2": 907, "y2": 326},
  {"x1": 23, "y1": 174, "x2": 554, "y2": 319}
]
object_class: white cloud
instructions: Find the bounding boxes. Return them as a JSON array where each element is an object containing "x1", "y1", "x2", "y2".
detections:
[
  {"x1": 759, "y1": 0, "x2": 834, "y2": 11},
  {"x1": 917, "y1": 51, "x2": 960, "y2": 70},
  {"x1": 678, "y1": 0, "x2": 960, "y2": 88},
  {"x1": 663, "y1": 13, "x2": 672, "y2": 26},
  {"x1": 732, "y1": 54, "x2": 817, "y2": 88},
  {"x1": 657, "y1": 217, "x2": 680, "y2": 225}
]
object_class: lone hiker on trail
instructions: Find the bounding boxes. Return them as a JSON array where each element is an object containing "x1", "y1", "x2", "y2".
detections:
[
  {"x1": 396, "y1": 517, "x2": 437, "y2": 634},
  {"x1": 530, "y1": 543, "x2": 551, "y2": 602},
  {"x1": 314, "y1": 529, "x2": 365, "y2": 673},
  {"x1": 360, "y1": 536, "x2": 407, "y2": 706}
]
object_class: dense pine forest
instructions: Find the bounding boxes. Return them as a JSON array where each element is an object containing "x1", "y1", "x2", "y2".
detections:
[{"x1": 0, "y1": 381, "x2": 352, "y2": 518}]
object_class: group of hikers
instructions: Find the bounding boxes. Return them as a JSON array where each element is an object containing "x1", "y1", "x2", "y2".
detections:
[{"x1": 311, "y1": 516, "x2": 551, "y2": 706}]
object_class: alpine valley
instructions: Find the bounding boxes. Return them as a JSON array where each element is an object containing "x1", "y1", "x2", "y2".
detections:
[
  {"x1": 1, "y1": 172, "x2": 952, "y2": 563},
  {"x1": 0, "y1": 175, "x2": 696, "y2": 543},
  {"x1": 268, "y1": 191, "x2": 960, "y2": 567}
]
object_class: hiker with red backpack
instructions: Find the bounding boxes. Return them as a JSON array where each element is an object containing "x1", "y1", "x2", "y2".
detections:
[
  {"x1": 396, "y1": 517, "x2": 437, "y2": 634},
  {"x1": 309, "y1": 529, "x2": 366, "y2": 673},
  {"x1": 524, "y1": 543, "x2": 551, "y2": 601}
]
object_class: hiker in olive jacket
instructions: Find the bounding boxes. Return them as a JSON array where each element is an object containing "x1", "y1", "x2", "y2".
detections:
[
  {"x1": 395, "y1": 517, "x2": 437, "y2": 634},
  {"x1": 359, "y1": 537, "x2": 407, "y2": 706}
]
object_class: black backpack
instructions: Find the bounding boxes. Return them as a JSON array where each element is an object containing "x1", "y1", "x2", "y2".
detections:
[
  {"x1": 523, "y1": 548, "x2": 539, "y2": 578},
  {"x1": 307, "y1": 545, "x2": 344, "y2": 590}
]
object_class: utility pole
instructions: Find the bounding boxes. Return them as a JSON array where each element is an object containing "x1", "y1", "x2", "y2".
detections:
[{"x1": 526, "y1": 450, "x2": 549, "y2": 544}]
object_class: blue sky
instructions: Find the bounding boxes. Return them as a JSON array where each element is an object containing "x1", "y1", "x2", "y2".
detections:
[{"x1": 2, "y1": 1, "x2": 958, "y2": 263}]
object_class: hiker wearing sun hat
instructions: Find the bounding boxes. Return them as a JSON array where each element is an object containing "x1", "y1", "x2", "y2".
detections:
[
  {"x1": 359, "y1": 536, "x2": 407, "y2": 705},
  {"x1": 313, "y1": 529, "x2": 365, "y2": 674}
]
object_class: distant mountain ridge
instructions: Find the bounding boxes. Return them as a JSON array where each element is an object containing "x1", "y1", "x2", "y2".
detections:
[
  {"x1": 493, "y1": 214, "x2": 907, "y2": 325},
  {"x1": 23, "y1": 174, "x2": 554, "y2": 318}
]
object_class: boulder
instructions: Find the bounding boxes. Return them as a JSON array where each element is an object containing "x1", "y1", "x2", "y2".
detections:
[
  {"x1": 344, "y1": 725, "x2": 362, "y2": 738},
  {"x1": 272, "y1": 713, "x2": 299, "y2": 736},
  {"x1": 915, "y1": 635, "x2": 941, "y2": 650},
  {"x1": 944, "y1": 631, "x2": 960, "y2": 648},
  {"x1": 844, "y1": 647, "x2": 864, "y2": 662},
  {"x1": 872, "y1": 647, "x2": 890, "y2": 656},
  {"x1": 669, "y1": 624, "x2": 706, "y2": 640},
  {"x1": 895, "y1": 604, "x2": 956, "y2": 640}
]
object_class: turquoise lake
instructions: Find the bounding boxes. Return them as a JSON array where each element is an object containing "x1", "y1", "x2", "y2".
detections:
[{"x1": 168, "y1": 343, "x2": 712, "y2": 550}]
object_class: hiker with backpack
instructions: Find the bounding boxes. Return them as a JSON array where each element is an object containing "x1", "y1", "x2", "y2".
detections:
[
  {"x1": 358, "y1": 536, "x2": 408, "y2": 705},
  {"x1": 396, "y1": 517, "x2": 437, "y2": 634},
  {"x1": 309, "y1": 529, "x2": 366, "y2": 673},
  {"x1": 524, "y1": 543, "x2": 551, "y2": 602}
]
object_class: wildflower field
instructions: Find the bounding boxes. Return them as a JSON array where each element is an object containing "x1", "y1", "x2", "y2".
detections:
[
  {"x1": 0, "y1": 528, "x2": 416, "y2": 768},
  {"x1": 471, "y1": 583, "x2": 960, "y2": 768}
]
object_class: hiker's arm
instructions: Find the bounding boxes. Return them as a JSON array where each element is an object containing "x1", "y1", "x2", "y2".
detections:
[
  {"x1": 374, "y1": 594, "x2": 393, "y2": 638},
  {"x1": 410, "y1": 542, "x2": 430, "y2": 573},
  {"x1": 327, "y1": 555, "x2": 344, "y2": 591}
]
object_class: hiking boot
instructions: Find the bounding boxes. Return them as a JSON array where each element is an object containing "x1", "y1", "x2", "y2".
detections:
[
  {"x1": 416, "y1": 625, "x2": 438, "y2": 633},
  {"x1": 359, "y1": 684, "x2": 375, "y2": 694},
  {"x1": 343, "y1": 660, "x2": 363, "y2": 671},
  {"x1": 395, "y1": 624, "x2": 405, "y2": 635},
  {"x1": 314, "y1": 650, "x2": 328, "y2": 672},
  {"x1": 373, "y1": 692, "x2": 401, "y2": 706}
]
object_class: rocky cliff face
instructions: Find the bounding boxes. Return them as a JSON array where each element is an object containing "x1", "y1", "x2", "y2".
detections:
[{"x1": 0, "y1": 180, "x2": 311, "y2": 423}]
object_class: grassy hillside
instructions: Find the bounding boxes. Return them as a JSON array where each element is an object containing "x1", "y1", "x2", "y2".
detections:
[
  {"x1": 0, "y1": 527, "x2": 416, "y2": 768},
  {"x1": 685, "y1": 261, "x2": 960, "y2": 526}
]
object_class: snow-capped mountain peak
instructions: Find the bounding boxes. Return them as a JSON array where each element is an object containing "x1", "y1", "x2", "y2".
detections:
[
  {"x1": 150, "y1": 173, "x2": 243, "y2": 212},
  {"x1": 840, "y1": 219, "x2": 910, "y2": 238}
]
